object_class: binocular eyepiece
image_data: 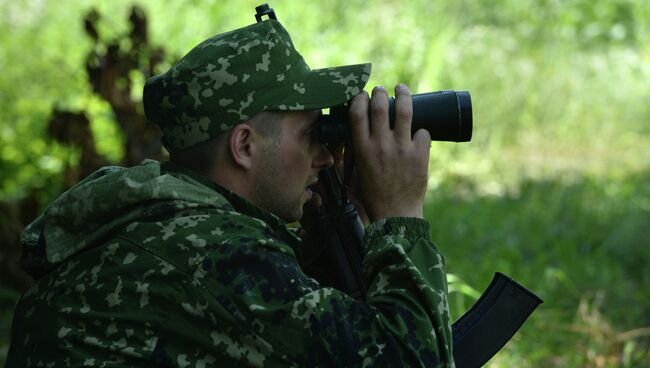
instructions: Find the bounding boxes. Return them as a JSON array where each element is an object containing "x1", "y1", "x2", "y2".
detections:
[{"x1": 318, "y1": 90, "x2": 472, "y2": 143}]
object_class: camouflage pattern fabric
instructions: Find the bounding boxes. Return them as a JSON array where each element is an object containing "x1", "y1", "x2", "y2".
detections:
[
  {"x1": 7, "y1": 160, "x2": 454, "y2": 367},
  {"x1": 143, "y1": 19, "x2": 371, "y2": 152}
]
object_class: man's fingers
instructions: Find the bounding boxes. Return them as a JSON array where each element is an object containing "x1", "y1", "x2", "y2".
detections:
[
  {"x1": 369, "y1": 86, "x2": 390, "y2": 140},
  {"x1": 412, "y1": 128, "x2": 432, "y2": 157},
  {"x1": 393, "y1": 84, "x2": 413, "y2": 143},
  {"x1": 348, "y1": 91, "x2": 370, "y2": 148}
]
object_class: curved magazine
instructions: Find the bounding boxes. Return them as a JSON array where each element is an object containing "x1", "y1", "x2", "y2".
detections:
[{"x1": 451, "y1": 272, "x2": 543, "y2": 368}]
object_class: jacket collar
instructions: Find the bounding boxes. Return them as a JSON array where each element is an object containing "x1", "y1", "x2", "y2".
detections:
[{"x1": 161, "y1": 161, "x2": 302, "y2": 251}]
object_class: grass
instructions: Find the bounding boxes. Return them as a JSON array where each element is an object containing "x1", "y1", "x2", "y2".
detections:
[{"x1": 430, "y1": 170, "x2": 650, "y2": 367}]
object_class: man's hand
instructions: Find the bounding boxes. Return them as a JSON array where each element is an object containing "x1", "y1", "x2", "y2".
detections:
[{"x1": 348, "y1": 84, "x2": 431, "y2": 222}]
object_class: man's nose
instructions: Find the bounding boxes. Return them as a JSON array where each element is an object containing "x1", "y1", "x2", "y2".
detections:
[{"x1": 314, "y1": 144, "x2": 334, "y2": 169}]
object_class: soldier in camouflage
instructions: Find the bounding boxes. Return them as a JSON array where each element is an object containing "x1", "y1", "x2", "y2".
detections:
[{"x1": 6, "y1": 10, "x2": 454, "y2": 368}]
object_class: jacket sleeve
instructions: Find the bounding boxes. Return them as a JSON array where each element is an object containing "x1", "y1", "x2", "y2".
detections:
[
  {"x1": 362, "y1": 217, "x2": 453, "y2": 365},
  {"x1": 186, "y1": 215, "x2": 454, "y2": 367}
]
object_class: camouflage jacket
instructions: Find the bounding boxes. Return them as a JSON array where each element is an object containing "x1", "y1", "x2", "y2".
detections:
[{"x1": 7, "y1": 160, "x2": 454, "y2": 367}]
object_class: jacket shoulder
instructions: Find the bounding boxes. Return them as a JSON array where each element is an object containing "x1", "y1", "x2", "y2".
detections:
[{"x1": 116, "y1": 204, "x2": 297, "y2": 275}]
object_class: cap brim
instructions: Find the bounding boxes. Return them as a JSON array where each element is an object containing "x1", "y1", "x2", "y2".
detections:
[{"x1": 266, "y1": 63, "x2": 372, "y2": 111}]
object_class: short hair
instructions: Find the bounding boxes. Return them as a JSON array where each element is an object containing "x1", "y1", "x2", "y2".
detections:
[{"x1": 169, "y1": 111, "x2": 283, "y2": 176}]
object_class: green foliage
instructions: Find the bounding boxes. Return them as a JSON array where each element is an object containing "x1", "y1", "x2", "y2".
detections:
[
  {"x1": 431, "y1": 171, "x2": 650, "y2": 366},
  {"x1": 1, "y1": 0, "x2": 649, "y2": 366}
]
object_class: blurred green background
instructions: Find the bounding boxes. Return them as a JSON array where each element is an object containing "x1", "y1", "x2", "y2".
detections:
[{"x1": 1, "y1": 0, "x2": 649, "y2": 366}]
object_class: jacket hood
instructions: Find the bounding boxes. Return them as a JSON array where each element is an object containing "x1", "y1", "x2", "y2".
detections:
[{"x1": 20, "y1": 159, "x2": 228, "y2": 276}]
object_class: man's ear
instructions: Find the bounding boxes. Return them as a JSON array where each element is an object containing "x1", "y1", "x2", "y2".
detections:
[{"x1": 228, "y1": 123, "x2": 256, "y2": 170}]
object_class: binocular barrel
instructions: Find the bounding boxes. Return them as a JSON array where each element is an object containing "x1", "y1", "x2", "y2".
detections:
[{"x1": 318, "y1": 90, "x2": 473, "y2": 143}]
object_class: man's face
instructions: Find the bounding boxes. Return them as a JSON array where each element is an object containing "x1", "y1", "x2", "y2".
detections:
[{"x1": 250, "y1": 110, "x2": 333, "y2": 222}]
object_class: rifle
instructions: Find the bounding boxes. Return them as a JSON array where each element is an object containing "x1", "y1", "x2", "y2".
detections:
[{"x1": 312, "y1": 165, "x2": 543, "y2": 367}]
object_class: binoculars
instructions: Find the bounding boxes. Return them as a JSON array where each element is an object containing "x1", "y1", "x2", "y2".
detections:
[{"x1": 318, "y1": 90, "x2": 473, "y2": 143}]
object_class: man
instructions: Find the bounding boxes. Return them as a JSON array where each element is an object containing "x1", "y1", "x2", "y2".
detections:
[{"x1": 7, "y1": 9, "x2": 454, "y2": 368}]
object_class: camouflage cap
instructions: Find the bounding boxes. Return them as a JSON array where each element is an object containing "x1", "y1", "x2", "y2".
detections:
[{"x1": 143, "y1": 18, "x2": 371, "y2": 152}]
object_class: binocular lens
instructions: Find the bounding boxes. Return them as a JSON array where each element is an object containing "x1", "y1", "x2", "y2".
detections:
[{"x1": 318, "y1": 90, "x2": 472, "y2": 143}]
